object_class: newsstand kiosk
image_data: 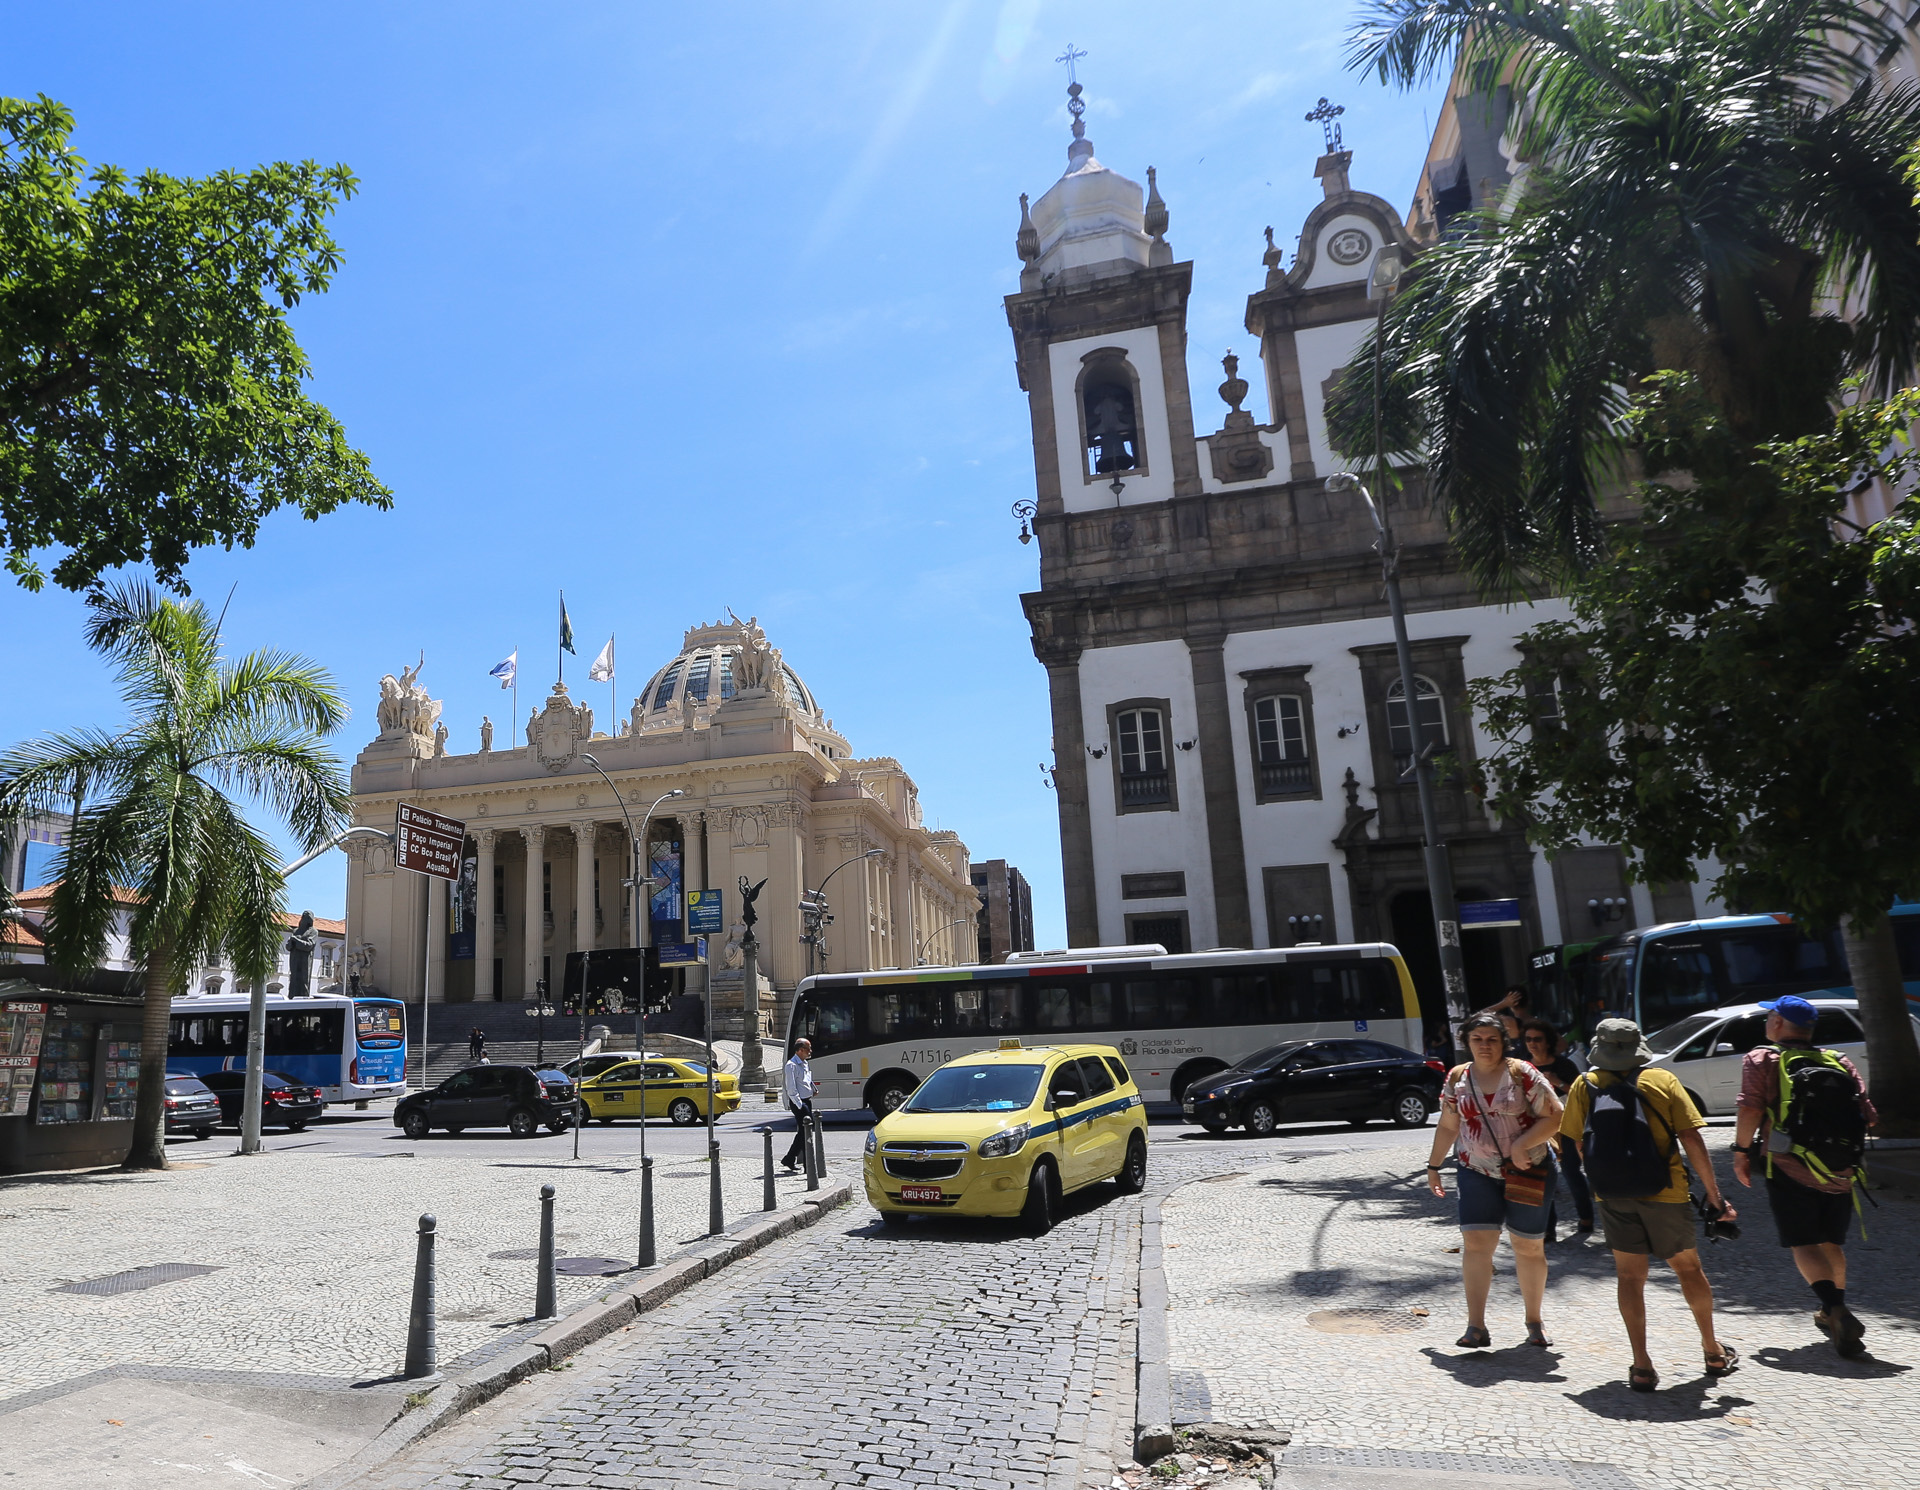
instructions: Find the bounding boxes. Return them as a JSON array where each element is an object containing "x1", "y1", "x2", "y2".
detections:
[{"x1": 0, "y1": 974, "x2": 148, "y2": 1174}]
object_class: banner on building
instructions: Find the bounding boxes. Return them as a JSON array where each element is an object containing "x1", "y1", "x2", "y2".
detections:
[{"x1": 448, "y1": 855, "x2": 477, "y2": 961}]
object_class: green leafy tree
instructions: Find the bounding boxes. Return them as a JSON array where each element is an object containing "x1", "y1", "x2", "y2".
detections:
[
  {"x1": 0, "y1": 583, "x2": 349, "y2": 1167},
  {"x1": 0, "y1": 94, "x2": 390, "y2": 593},
  {"x1": 1472, "y1": 379, "x2": 1920, "y2": 1132},
  {"x1": 1338, "y1": 0, "x2": 1920, "y2": 591}
]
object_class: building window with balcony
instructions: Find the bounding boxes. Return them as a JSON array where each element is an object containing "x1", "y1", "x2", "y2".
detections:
[
  {"x1": 1108, "y1": 699, "x2": 1177, "y2": 813},
  {"x1": 1252, "y1": 695, "x2": 1314, "y2": 798},
  {"x1": 1385, "y1": 674, "x2": 1448, "y2": 771}
]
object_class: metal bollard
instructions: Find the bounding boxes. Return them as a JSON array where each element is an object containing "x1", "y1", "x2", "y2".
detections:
[
  {"x1": 535, "y1": 1184, "x2": 557, "y2": 1320},
  {"x1": 812, "y1": 1109, "x2": 828, "y2": 1178},
  {"x1": 760, "y1": 1126, "x2": 777, "y2": 1211},
  {"x1": 404, "y1": 1213, "x2": 439, "y2": 1379},
  {"x1": 802, "y1": 1110, "x2": 820, "y2": 1192},
  {"x1": 708, "y1": 1138, "x2": 724, "y2": 1235},
  {"x1": 637, "y1": 1155, "x2": 656, "y2": 1269}
]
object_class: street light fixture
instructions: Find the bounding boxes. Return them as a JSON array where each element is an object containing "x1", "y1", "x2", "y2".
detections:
[
  {"x1": 801, "y1": 849, "x2": 885, "y2": 978},
  {"x1": 579, "y1": 756, "x2": 684, "y2": 1268},
  {"x1": 915, "y1": 917, "x2": 976, "y2": 966}
]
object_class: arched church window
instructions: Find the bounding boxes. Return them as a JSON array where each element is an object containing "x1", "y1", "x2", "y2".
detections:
[
  {"x1": 1385, "y1": 675, "x2": 1447, "y2": 766},
  {"x1": 1079, "y1": 352, "x2": 1145, "y2": 479},
  {"x1": 653, "y1": 659, "x2": 685, "y2": 708},
  {"x1": 685, "y1": 654, "x2": 711, "y2": 702}
]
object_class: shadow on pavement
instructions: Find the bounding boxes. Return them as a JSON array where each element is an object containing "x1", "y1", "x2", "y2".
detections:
[
  {"x1": 1563, "y1": 1375, "x2": 1753, "y2": 1422},
  {"x1": 1419, "y1": 1343, "x2": 1569, "y2": 1386},
  {"x1": 1749, "y1": 1340, "x2": 1911, "y2": 1377},
  {"x1": 845, "y1": 1179, "x2": 1122, "y2": 1245}
]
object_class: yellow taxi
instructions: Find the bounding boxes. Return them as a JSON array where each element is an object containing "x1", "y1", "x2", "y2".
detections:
[
  {"x1": 862, "y1": 1040, "x2": 1147, "y2": 1234},
  {"x1": 580, "y1": 1056, "x2": 740, "y2": 1125}
]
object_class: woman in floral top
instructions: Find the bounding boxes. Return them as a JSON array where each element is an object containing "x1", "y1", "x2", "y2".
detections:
[{"x1": 1426, "y1": 1013, "x2": 1566, "y2": 1348}]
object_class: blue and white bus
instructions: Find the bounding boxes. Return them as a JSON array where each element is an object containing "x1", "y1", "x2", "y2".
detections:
[
  {"x1": 167, "y1": 992, "x2": 409, "y2": 1102},
  {"x1": 1529, "y1": 904, "x2": 1920, "y2": 1039}
]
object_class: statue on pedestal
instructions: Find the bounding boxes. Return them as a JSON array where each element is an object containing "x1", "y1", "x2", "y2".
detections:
[
  {"x1": 480, "y1": 716, "x2": 493, "y2": 752},
  {"x1": 286, "y1": 910, "x2": 317, "y2": 998}
]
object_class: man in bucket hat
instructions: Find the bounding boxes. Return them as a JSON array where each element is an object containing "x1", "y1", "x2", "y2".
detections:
[
  {"x1": 1561, "y1": 1018, "x2": 1738, "y2": 1392},
  {"x1": 1732, "y1": 995, "x2": 1877, "y2": 1357}
]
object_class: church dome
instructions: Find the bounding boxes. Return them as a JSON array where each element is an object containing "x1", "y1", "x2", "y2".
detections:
[{"x1": 634, "y1": 618, "x2": 820, "y2": 724}]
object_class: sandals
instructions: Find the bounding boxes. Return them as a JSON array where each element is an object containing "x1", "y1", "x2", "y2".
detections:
[
  {"x1": 1705, "y1": 1343, "x2": 1739, "y2": 1377},
  {"x1": 1628, "y1": 1365, "x2": 1659, "y2": 1393},
  {"x1": 1456, "y1": 1325, "x2": 1492, "y2": 1349},
  {"x1": 1525, "y1": 1322, "x2": 1553, "y2": 1348}
]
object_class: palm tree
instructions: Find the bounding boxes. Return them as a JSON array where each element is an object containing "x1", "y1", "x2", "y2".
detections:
[
  {"x1": 0, "y1": 583, "x2": 349, "y2": 1169},
  {"x1": 1341, "y1": 0, "x2": 1920, "y2": 590}
]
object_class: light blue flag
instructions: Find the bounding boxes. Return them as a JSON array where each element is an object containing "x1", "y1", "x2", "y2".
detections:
[{"x1": 489, "y1": 651, "x2": 517, "y2": 688}]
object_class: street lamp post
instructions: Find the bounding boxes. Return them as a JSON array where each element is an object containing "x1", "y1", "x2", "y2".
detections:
[
  {"x1": 915, "y1": 917, "x2": 975, "y2": 966},
  {"x1": 1325, "y1": 246, "x2": 1468, "y2": 1046},
  {"x1": 800, "y1": 849, "x2": 885, "y2": 977},
  {"x1": 579, "y1": 756, "x2": 683, "y2": 1268}
]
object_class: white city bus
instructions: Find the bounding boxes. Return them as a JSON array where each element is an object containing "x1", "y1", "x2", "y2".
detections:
[
  {"x1": 785, "y1": 942, "x2": 1422, "y2": 1115},
  {"x1": 167, "y1": 992, "x2": 409, "y2": 1102}
]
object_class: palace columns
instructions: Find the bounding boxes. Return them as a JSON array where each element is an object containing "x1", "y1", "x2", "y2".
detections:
[
  {"x1": 573, "y1": 820, "x2": 598, "y2": 953},
  {"x1": 523, "y1": 823, "x2": 547, "y2": 997},
  {"x1": 474, "y1": 829, "x2": 496, "y2": 1000}
]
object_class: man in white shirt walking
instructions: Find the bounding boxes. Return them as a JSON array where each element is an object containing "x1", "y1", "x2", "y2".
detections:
[{"x1": 782, "y1": 1038, "x2": 817, "y2": 1173}]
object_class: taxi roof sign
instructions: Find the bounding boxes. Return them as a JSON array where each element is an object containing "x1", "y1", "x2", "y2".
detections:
[{"x1": 998, "y1": 1037, "x2": 1022, "y2": 1050}]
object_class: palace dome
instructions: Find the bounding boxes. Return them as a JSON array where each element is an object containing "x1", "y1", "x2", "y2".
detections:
[{"x1": 633, "y1": 618, "x2": 820, "y2": 724}]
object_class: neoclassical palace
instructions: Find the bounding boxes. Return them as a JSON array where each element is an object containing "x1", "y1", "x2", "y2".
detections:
[{"x1": 345, "y1": 618, "x2": 979, "y2": 1032}]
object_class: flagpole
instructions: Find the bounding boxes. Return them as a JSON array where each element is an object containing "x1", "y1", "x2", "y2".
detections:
[
  {"x1": 558, "y1": 591, "x2": 565, "y2": 688},
  {"x1": 610, "y1": 632, "x2": 616, "y2": 732}
]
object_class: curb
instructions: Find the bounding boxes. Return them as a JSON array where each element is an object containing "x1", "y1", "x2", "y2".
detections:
[
  {"x1": 302, "y1": 1181, "x2": 853, "y2": 1489},
  {"x1": 1134, "y1": 1192, "x2": 1174, "y2": 1462}
]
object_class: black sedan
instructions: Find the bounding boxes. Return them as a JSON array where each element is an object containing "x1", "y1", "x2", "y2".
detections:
[
  {"x1": 394, "y1": 1064, "x2": 576, "y2": 1139},
  {"x1": 1182, "y1": 1038, "x2": 1444, "y2": 1135},
  {"x1": 163, "y1": 1073, "x2": 223, "y2": 1139},
  {"x1": 197, "y1": 1069, "x2": 326, "y2": 1131}
]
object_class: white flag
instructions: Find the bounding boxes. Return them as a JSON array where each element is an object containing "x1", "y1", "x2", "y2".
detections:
[
  {"x1": 489, "y1": 651, "x2": 517, "y2": 688},
  {"x1": 589, "y1": 636, "x2": 615, "y2": 683}
]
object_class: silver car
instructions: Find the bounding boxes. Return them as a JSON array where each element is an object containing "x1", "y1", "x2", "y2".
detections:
[{"x1": 1641, "y1": 998, "x2": 1914, "y2": 1116}]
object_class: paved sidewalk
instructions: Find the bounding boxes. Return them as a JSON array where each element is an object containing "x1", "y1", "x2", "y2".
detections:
[
  {"x1": 1, "y1": 1138, "x2": 824, "y2": 1487},
  {"x1": 1161, "y1": 1143, "x2": 1920, "y2": 1490}
]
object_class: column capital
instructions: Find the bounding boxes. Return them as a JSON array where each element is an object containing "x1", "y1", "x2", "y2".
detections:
[
  {"x1": 474, "y1": 825, "x2": 497, "y2": 851},
  {"x1": 522, "y1": 822, "x2": 547, "y2": 849}
]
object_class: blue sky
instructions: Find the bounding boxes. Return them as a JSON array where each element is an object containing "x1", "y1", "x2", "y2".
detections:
[{"x1": 0, "y1": 1, "x2": 1444, "y2": 949}]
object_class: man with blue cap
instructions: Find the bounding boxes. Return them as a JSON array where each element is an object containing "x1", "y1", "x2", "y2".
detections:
[{"x1": 1732, "y1": 995, "x2": 1878, "y2": 1357}]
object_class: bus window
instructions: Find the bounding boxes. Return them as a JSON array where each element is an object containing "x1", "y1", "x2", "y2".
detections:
[
  {"x1": 872, "y1": 989, "x2": 950, "y2": 1038},
  {"x1": 1592, "y1": 940, "x2": 1637, "y2": 1021},
  {"x1": 799, "y1": 992, "x2": 862, "y2": 1057},
  {"x1": 1893, "y1": 915, "x2": 1920, "y2": 979},
  {"x1": 1032, "y1": 984, "x2": 1074, "y2": 1030},
  {"x1": 355, "y1": 1002, "x2": 405, "y2": 1049},
  {"x1": 1638, "y1": 941, "x2": 1719, "y2": 1030},
  {"x1": 1073, "y1": 981, "x2": 1113, "y2": 1028},
  {"x1": 1718, "y1": 928, "x2": 1842, "y2": 994},
  {"x1": 265, "y1": 1009, "x2": 343, "y2": 1056},
  {"x1": 1122, "y1": 976, "x2": 1196, "y2": 1028},
  {"x1": 949, "y1": 982, "x2": 1025, "y2": 1034},
  {"x1": 1208, "y1": 974, "x2": 1274, "y2": 1025}
]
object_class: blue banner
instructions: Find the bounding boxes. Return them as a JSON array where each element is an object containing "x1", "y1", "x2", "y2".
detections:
[
  {"x1": 1459, "y1": 898, "x2": 1523, "y2": 929},
  {"x1": 687, "y1": 889, "x2": 723, "y2": 935}
]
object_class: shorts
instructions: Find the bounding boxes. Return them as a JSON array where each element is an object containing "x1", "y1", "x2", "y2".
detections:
[
  {"x1": 1596, "y1": 1195, "x2": 1697, "y2": 1259},
  {"x1": 1456, "y1": 1163, "x2": 1553, "y2": 1241},
  {"x1": 1765, "y1": 1174, "x2": 1854, "y2": 1249}
]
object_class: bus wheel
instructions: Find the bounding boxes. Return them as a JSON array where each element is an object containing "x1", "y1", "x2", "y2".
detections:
[
  {"x1": 1021, "y1": 1158, "x2": 1059, "y2": 1237},
  {"x1": 1170, "y1": 1060, "x2": 1227, "y2": 1106},
  {"x1": 402, "y1": 1111, "x2": 430, "y2": 1140},
  {"x1": 668, "y1": 1098, "x2": 700, "y2": 1126},
  {"x1": 866, "y1": 1072, "x2": 917, "y2": 1117}
]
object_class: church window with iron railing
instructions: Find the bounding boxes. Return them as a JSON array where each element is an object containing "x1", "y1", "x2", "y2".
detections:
[
  {"x1": 1252, "y1": 695, "x2": 1313, "y2": 798},
  {"x1": 1116, "y1": 707, "x2": 1170, "y2": 808},
  {"x1": 1385, "y1": 675, "x2": 1448, "y2": 771}
]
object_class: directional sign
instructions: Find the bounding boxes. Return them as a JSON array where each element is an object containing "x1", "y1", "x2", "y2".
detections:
[
  {"x1": 686, "y1": 889, "x2": 724, "y2": 935},
  {"x1": 1458, "y1": 898, "x2": 1523, "y2": 930},
  {"x1": 655, "y1": 938, "x2": 707, "y2": 967},
  {"x1": 394, "y1": 803, "x2": 466, "y2": 880}
]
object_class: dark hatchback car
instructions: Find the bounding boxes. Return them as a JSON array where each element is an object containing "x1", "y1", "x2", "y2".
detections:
[
  {"x1": 163, "y1": 1073, "x2": 223, "y2": 1139},
  {"x1": 197, "y1": 1069, "x2": 326, "y2": 1131},
  {"x1": 1183, "y1": 1038, "x2": 1445, "y2": 1135},
  {"x1": 394, "y1": 1065, "x2": 576, "y2": 1139}
]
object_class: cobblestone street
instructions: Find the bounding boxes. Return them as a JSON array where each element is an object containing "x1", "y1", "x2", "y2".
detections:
[{"x1": 1162, "y1": 1142, "x2": 1920, "y2": 1490}]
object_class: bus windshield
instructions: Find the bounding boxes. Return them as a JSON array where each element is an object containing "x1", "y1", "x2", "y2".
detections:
[
  {"x1": 355, "y1": 1000, "x2": 405, "y2": 1049},
  {"x1": 905, "y1": 1064, "x2": 1045, "y2": 1113}
]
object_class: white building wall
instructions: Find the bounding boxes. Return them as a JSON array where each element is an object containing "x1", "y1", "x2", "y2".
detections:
[
  {"x1": 1076, "y1": 639, "x2": 1215, "y2": 947},
  {"x1": 1047, "y1": 325, "x2": 1177, "y2": 511}
]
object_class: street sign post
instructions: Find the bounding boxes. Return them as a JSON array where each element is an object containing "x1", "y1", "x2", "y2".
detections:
[
  {"x1": 1458, "y1": 898, "x2": 1523, "y2": 930},
  {"x1": 655, "y1": 938, "x2": 707, "y2": 967},
  {"x1": 395, "y1": 803, "x2": 466, "y2": 881},
  {"x1": 687, "y1": 890, "x2": 723, "y2": 936}
]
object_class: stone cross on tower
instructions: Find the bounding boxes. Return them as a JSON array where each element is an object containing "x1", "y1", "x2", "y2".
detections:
[{"x1": 1305, "y1": 96, "x2": 1345, "y2": 153}]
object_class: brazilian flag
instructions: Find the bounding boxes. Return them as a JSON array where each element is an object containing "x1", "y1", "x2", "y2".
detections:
[{"x1": 559, "y1": 593, "x2": 576, "y2": 656}]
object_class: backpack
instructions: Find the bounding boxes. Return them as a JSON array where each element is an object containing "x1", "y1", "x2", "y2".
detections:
[
  {"x1": 1772, "y1": 1047, "x2": 1868, "y2": 1183},
  {"x1": 1579, "y1": 1070, "x2": 1675, "y2": 1198}
]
